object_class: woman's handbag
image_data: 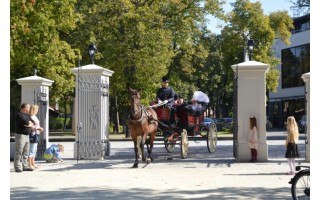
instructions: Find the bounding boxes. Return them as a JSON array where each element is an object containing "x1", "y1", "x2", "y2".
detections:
[{"x1": 29, "y1": 133, "x2": 40, "y2": 143}]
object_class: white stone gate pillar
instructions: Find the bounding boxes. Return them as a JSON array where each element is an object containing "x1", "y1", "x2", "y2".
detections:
[
  {"x1": 16, "y1": 74, "x2": 54, "y2": 154},
  {"x1": 71, "y1": 64, "x2": 114, "y2": 160},
  {"x1": 231, "y1": 61, "x2": 269, "y2": 162},
  {"x1": 301, "y1": 72, "x2": 310, "y2": 162}
]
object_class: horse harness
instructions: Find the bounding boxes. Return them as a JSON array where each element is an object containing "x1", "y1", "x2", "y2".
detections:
[{"x1": 129, "y1": 105, "x2": 156, "y2": 125}]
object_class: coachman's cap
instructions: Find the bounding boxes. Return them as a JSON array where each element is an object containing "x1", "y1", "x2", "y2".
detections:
[{"x1": 162, "y1": 76, "x2": 169, "y2": 83}]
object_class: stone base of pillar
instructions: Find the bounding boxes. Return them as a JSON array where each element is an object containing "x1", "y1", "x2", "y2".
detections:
[
  {"x1": 236, "y1": 142, "x2": 268, "y2": 162},
  {"x1": 73, "y1": 141, "x2": 110, "y2": 160}
]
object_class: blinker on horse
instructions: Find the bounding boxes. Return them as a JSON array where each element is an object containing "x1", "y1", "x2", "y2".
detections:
[{"x1": 128, "y1": 88, "x2": 158, "y2": 168}]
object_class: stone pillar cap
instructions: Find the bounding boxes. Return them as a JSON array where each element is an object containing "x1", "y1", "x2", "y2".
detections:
[
  {"x1": 71, "y1": 64, "x2": 114, "y2": 77},
  {"x1": 16, "y1": 75, "x2": 54, "y2": 86},
  {"x1": 231, "y1": 61, "x2": 270, "y2": 72}
]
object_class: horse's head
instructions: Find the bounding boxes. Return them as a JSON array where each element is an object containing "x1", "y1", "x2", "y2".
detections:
[{"x1": 129, "y1": 88, "x2": 141, "y2": 119}]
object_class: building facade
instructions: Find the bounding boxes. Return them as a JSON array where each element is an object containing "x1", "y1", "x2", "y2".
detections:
[{"x1": 268, "y1": 14, "x2": 310, "y2": 129}]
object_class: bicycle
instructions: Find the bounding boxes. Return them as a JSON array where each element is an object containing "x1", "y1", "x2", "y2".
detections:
[{"x1": 289, "y1": 165, "x2": 310, "y2": 200}]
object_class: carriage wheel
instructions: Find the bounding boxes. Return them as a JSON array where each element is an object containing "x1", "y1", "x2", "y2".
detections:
[
  {"x1": 180, "y1": 129, "x2": 188, "y2": 159},
  {"x1": 164, "y1": 134, "x2": 175, "y2": 153},
  {"x1": 207, "y1": 123, "x2": 218, "y2": 153}
]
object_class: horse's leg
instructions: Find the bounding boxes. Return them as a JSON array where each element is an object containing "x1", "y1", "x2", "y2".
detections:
[
  {"x1": 139, "y1": 135, "x2": 146, "y2": 162},
  {"x1": 132, "y1": 136, "x2": 139, "y2": 168},
  {"x1": 148, "y1": 131, "x2": 156, "y2": 162},
  {"x1": 136, "y1": 135, "x2": 145, "y2": 162},
  {"x1": 146, "y1": 136, "x2": 150, "y2": 156}
]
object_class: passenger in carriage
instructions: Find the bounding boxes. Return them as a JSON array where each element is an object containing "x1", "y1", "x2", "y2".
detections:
[
  {"x1": 185, "y1": 98, "x2": 207, "y2": 116},
  {"x1": 173, "y1": 94, "x2": 185, "y2": 107}
]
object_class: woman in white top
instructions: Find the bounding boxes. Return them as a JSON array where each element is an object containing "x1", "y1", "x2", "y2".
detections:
[
  {"x1": 28, "y1": 105, "x2": 43, "y2": 169},
  {"x1": 248, "y1": 116, "x2": 258, "y2": 162}
]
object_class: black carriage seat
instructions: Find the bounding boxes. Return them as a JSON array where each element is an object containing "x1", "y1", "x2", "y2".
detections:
[{"x1": 172, "y1": 101, "x2": 207, "y2": 128}]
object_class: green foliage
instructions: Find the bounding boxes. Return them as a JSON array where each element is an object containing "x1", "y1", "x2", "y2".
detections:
[
  {"x1": 10, "y1": 0, "x2": 296, "y2": 127},
  {"x1": 220, "y1": 0, "x2": 293, "y2": 94},
  {"x1": 10, "y1": 0, "x2": 80, "y2": 107},
  {"x1": 49, "y1": 117, "x2": 72, "y2": 130}
]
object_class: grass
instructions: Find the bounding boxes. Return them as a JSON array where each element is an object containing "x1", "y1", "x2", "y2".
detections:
[{"x1": 49, "y1": 131, "x2": 74, "y2": 136}]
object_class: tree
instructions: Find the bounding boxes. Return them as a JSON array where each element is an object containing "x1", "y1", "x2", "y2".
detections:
[
  {"x1": 289, "y1": 0, "x2": 310, "y2": 16},
  {"x1": 10, "y1": 0, "x2": 80, "y2": 106},
  {"x1": 65, "y1": 0, "x2": 225, "y2": 123},
  {"x1": 206, "y1": 0, "x2": 294, "y2": 117},
  {"x1": 10, "y1": 0, "x2": 226, "y2": 129},
  {"x1": 220, "y1": 0, "x2": 293, "y2": 93}
]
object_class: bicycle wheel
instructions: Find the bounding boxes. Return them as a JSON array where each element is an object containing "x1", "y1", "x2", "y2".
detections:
[{"x1": 291, "y1": 170, "x2": 310, "y2": 200}]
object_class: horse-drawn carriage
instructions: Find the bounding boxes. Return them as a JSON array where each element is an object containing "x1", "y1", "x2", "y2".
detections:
[
  {"x1": 128, "y1": 88, "x2": 217, "y2": 168},
  {"x1": 154, "y1": 101, "x2": 218, "y2": 159}
]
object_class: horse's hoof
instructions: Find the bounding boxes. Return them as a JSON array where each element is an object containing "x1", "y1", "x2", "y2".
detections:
[
  {"x1": 132, "y1": 163, "x2": 138, "y2": 168},
  {"x1": 146, "y1": 158, "x2": 151, "y2": 164}
]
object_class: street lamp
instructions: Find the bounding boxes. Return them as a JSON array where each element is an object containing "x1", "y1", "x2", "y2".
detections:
[
  {"x1": 88, "y1": 43, "x2": 97, "y2": 64},
  {"x1": 247, "y1": 39, "x2": 254, "y2": 61}
]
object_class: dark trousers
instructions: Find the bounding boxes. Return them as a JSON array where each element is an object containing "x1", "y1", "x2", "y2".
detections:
[{"x1": 250, "y1": 148, "x2": 257, "y2": 162}]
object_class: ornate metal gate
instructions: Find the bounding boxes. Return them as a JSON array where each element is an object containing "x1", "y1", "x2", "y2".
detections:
[
  {"x1": 76, "y1": 73, "x2": 110, "y2": 160},
  {"x1": 34, "y1": 86, "x2": 48, "y2": 157}
]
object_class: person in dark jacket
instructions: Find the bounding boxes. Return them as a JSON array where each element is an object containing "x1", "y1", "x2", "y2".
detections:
[
  {"x1": 14, "y1": 103, "x2": 35, "y2": 172},
  {"x1": 156, "y1": 76, "x2": 175, "y2": 123},
  {"x1": 156, "y1": 76, "x2": 175, "y2": 105}
]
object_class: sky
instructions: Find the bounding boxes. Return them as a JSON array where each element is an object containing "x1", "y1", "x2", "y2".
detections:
[{"x1": 207, "y1": 0, "x2": 296, "y2": 34}]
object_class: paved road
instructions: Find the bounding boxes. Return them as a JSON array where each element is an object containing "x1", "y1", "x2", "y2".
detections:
[{"x1": 10, "y1": 138, "x2": 309, "y2": 200}]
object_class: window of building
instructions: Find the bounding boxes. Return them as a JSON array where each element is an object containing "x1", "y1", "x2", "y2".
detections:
[
  {"x1": 291, "y1": 14, "x2": 310, "y2": 34},
  {"x1": 281, "y1": 44, "x2": 310, "y2": 88}
]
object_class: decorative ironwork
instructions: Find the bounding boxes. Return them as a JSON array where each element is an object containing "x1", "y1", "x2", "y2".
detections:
[
  {"x1": 76, "y1": 73, "x2": 110, "y2": 160},
  {"x1": 34, "y1": 87, "x2": 47, "y2": 105},
  {"x1": 78, "y1": 75, "x2": 109, "y2": 97},
  {"x1": 89, "y1": 105, "x2": 99, "y2": 130},
  {"x1": 78, "y1": 140, "x2": 109, "y2": 159},
  {"x1": 33, "y1": 86, "x2": 48, "y2": 158}
]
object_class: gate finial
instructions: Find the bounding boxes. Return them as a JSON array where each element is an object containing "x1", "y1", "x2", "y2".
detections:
[{"x1": 34, "y1": 69, "x2": 37, "y2": 76}]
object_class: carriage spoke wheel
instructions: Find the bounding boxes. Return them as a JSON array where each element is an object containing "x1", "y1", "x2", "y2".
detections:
[
  {"x1": 164, "y1": 132, "x2": 175, "y2": 153},
  {"x1": 207, "y1": 123, "x2": 218, "y2": 153},
  {"x1": 180, "y1": 129, "x2": 188, "y2": 159}
]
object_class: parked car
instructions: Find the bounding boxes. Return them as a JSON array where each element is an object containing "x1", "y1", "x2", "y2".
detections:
[
  {"x1": 222, "y1": 118, "x2": 233, "y2": 129},
  {"x1": 212, "y1": 118, "x2": 225, "y2": 131},
  {"x1": 298, "y1": 115, "x2": 306, "y2": 133},
  {"x1": 214, "y1": 118, "x2": 233, "y2": 131},
  {"x1": 201, "y1": 117, "x2": 215, "y2": 131}
]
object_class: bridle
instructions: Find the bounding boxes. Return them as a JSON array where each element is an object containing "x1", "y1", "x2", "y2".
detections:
[{"x1": 130, "y1": 93, "x2": 144, "y2": 121}]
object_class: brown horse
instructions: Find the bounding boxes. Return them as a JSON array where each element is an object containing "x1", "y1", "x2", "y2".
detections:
[{"x1": 128, "y1": 88, "x2": 158, "y2": 168}]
